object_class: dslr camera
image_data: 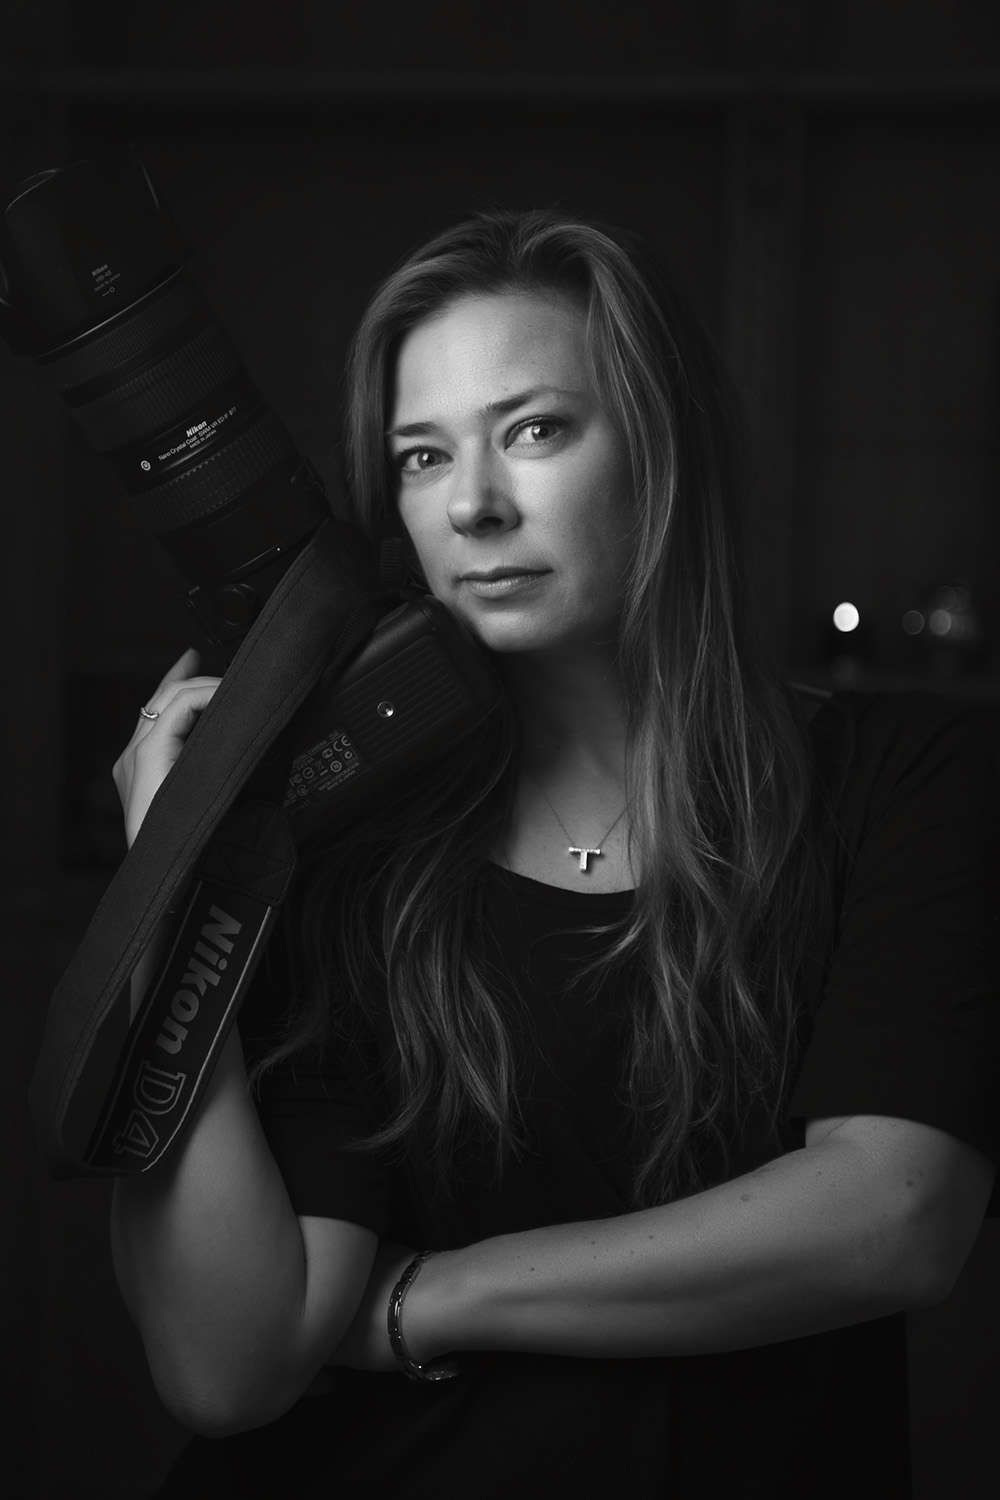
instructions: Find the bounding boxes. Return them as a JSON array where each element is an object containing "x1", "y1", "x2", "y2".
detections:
[
  {"x1": 3, "y1": 150, "x2": 502, "y2": 1174},
  {"x1": 0, "y1": 148, "x2": 502, "y2": 846}
]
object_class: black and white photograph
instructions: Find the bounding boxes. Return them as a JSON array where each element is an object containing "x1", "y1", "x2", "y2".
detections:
[{"x1": 3, "y1": 5, "x2": 1000, "y2": 1497}]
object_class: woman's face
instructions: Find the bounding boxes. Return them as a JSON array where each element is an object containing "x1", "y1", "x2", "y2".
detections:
[{"x1": 386, "y1": 290, "x2": 637, "y2": 658}]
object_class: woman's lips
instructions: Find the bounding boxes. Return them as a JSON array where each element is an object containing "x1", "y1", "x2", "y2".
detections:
[{"x1": 461, "y1": 571, "x2": 550, "y2": 599}]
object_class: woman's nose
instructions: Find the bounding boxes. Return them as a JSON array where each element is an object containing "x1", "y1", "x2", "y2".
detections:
[{"x1": 447, "y1": 451, "x2": 518, "y2": 534}]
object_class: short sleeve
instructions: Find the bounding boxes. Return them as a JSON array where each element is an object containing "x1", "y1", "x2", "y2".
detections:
[
  {"x1": 787, "y1": 692, "x2": 1000, "y2": 1188},
  {"x1": 238, "y1": 949, "x2": 391, "y2": 1235},
  {"x1": 252, "y1": 1046, "x2": 391, "y2": 1234}
]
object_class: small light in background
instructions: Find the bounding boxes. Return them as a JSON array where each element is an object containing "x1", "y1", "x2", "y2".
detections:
[
  {"x1": 924, "y1": 586, "x2": 978, "y2": 643},
  {"x1": 899, "y1": 580, "x2": 982, "y2": 677},
  {"x1": 832, "y1": 602, "x2": 860, "y2": 633}
]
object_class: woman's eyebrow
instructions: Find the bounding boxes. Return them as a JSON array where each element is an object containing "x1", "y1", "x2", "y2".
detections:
[{"x1": 386, "y1": 386, "x2": 583, "y2": 439}]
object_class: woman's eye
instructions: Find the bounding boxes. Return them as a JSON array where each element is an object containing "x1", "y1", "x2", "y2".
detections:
[
  {"x1": 396, "y1": 448, "x2": 445, "y2": 475},
  {"x1": 508, "y1": 417, "x2": 565, "y2": 448}
]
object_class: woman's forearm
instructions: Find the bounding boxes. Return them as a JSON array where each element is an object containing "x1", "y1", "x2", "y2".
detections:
[
  {"x1": 411, "y1": 1132, "x2": 940, "y2": 1363},
  {"x1": 111, "y1": 1027, "x2": 373, "y2": 1433}
]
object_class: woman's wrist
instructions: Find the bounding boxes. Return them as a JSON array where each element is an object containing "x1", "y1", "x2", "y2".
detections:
[{"x1": 402, "y1": 1246, "x2": 470, "y2": 1365}]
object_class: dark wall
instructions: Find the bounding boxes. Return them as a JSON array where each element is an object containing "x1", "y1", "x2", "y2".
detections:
[{"x1": 2, "y1": 4, "x2": 1000, "y2": 1497}]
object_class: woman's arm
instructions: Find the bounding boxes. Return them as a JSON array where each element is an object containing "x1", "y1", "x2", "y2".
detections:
[
  {"x1": 393, "y1": 1115, "x2": 994, "y2": 1366},
  {"x1": 109, "y1": 652, "x2": 377, "y2": 1436},
  {"x1": 112, "y1": 1028, "x2": 377, "y2": 1434}
]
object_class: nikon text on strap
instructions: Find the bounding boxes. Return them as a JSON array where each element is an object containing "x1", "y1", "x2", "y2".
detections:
[{"x1": 85, "y1": 799, "x2": 296, "y2": 1172}]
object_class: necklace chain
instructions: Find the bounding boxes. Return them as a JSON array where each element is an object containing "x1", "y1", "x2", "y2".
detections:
[{"x1": 523, "y1": 766, "x2": 630, "y2": 874}]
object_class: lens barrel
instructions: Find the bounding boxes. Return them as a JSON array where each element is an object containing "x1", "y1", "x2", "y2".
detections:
[{"x1": 0, "y1": 155, "x2": 346, "y2": 644}]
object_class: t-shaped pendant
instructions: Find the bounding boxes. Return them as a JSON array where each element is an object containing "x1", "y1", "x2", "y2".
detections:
[{"x1": 568, "y1": 846, "x2": 602, "y2": 872}]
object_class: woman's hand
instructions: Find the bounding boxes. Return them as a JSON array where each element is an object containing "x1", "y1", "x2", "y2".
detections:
[
  {"x1": 112, "y1": 647, "x2": 222, "y2": 848},
  {"x1": 327, "y1": 1240, "x2": 420, "y2": 1374}
]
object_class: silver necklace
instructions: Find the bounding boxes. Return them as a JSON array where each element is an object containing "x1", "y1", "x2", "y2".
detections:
[{"x1": 523, "y1": 766, "x2": 630, "y2": 874}]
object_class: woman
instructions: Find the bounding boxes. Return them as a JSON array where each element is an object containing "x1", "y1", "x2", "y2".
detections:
[{"x1": 112, "y1": 210, "x2": 1000, "y2": 1498}]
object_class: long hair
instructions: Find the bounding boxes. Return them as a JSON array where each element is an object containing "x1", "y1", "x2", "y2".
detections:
[{"x1": 252, "y1": 209, "x2": 823, "y2": 1208}]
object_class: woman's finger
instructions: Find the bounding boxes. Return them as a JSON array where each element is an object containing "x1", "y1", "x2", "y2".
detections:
[
  {"x1": 146, "y1": 679, "x2": 221, "y2": 739},
  {"x1": 147, "y1": 647, "x2": 203, "y2": 706},
  {"x1": 119, "y1": 679, "x2": 222, "y2": 769},
  {"x1": 134, "y1": 648, "x2": 203, "y2": 730},
  {"x1": 134, "y1": 672, "x2": 220, "y2": 734},
  {"x1": 115, "y1": 676, "x2": 223, "y2": 846}
]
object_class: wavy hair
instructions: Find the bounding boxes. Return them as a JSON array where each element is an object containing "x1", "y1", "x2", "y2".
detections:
[{"x1": 252, "y1": 209, "x2": 824, "y2": 1208}]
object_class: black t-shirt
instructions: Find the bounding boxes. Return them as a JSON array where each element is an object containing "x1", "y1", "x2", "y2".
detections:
[{"x1": 157, "y1": 690, "x2": 1000, "y2": 1499}]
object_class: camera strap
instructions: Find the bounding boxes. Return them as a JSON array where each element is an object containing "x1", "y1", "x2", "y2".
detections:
[
  {"x1": 29, "y1": 517, "x2": 395, "y2": 1179},
  {"x1": 82, "y1": 797, "x2": 297, "y2": 1174}
]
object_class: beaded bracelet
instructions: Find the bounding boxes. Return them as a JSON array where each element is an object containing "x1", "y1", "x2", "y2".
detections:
[{"x1": 387, "y1": 1250, "x2": 462, "y2": 1384}]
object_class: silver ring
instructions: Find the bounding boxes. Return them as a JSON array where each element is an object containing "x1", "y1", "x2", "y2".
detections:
[{"x1": 139, "y1": 705, "x2": 160, "y2": 721}]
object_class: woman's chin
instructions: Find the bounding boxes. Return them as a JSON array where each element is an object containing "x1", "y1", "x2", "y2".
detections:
[{"x1": 459, "y1": 615, "x2": 561, "y2": 656}]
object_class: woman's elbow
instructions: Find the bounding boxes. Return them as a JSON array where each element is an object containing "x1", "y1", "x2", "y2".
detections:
[
  {"x1": 885, "y1": 1196, "x2": 982, "y2": 1312},
  {"x1": 150, "y1": 1352, "x2": 311, "y2": 1438},
  {"x1": 897, "y1": 1233, "x2": 971, "y2": 1311}
]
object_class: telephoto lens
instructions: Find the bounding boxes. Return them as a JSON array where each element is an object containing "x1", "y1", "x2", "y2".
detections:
[{"x1": 0, "y1": 151, "x2": 370, "y2": 645}]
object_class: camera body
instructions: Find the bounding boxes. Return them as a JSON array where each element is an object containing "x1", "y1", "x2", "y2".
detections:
[{"x1": 274, "y1": 588, "x2": 503, "y2": 847}]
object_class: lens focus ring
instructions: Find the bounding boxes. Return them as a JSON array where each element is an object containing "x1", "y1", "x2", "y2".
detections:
[
  {"x1": 73, "y1": 323, "x2": 243, "y2": 451},
  {"x1": 136, "y1": 410, "x2": 294, "y2": 533}
]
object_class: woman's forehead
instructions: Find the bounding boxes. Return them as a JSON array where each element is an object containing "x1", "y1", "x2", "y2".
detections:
[{"x1": 389, "y1": 291, "x2": 591, "y2": 426}]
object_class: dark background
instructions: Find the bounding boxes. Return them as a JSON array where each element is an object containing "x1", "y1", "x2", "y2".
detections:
[{"x1": 2, "y1": 3, "x2": 999, "y2": 1496}]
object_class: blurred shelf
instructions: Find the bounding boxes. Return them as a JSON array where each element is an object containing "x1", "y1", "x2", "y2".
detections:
[{"x1": 790, "y1": 668, "x2": 1000, "y2": 702}]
